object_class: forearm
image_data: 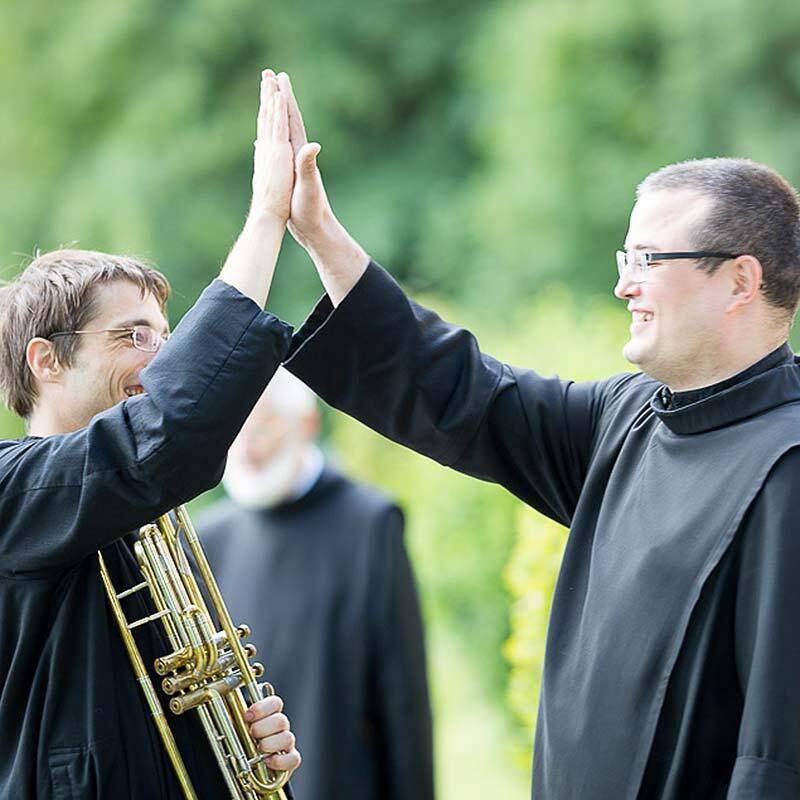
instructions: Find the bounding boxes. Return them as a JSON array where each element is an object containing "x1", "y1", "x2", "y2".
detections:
[
  {"x1": 219, "y1": 210, "x2": 286, "y2": 308},
  {"x1": 286, "y1": 261, "x2": 503, "y2": 466}
]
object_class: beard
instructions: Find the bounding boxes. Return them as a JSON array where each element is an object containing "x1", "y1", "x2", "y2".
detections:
[{"x1": 222, "y1": 435, "x2": 306, "y2": 510}]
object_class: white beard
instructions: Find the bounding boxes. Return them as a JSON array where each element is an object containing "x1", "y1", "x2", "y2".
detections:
[{"x1": 222, "y1": 436, "x2": 306, "y2": 510}]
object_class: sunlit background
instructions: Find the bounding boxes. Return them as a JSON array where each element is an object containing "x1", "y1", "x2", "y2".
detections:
[{"x1": 2, "y1": 1, "x2": 800, "y2": 797}]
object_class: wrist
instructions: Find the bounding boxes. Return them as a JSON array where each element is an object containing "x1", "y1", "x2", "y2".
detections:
[
  {"x1": 246, "y1": 206, "x2": 288, "y2": 233},
  {"x1": 304, "y1": 214, "x2": 363, "y2": 265}
]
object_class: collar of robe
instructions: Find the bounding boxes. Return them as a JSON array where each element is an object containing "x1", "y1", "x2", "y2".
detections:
[{"x1": 650, "y1": 345, "x2": 800, "y2": 435}]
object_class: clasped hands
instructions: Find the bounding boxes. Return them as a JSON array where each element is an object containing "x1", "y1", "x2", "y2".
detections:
[
  {"x1": 250, "y1": 68, "x2": 369, "y2": 306},
  {"x1": 251, "y1": 68, "x2": 332, "y2": 256}
]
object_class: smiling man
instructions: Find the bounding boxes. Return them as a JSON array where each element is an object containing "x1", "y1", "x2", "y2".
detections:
[
  {"x1": 269, "y1": 73, "x2": 800, "y2": 800},
  {"x1": 0, "y1": 71, "x2": 301, "y2": 799}
]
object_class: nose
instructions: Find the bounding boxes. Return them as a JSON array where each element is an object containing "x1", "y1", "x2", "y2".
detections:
[{"x1": 613, "y1": 271, "x2": 641, "y2": 301}]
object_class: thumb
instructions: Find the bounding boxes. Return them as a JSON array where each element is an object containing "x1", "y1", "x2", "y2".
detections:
[{"x1": 296, "y1": 142, "x2": 322, "y2": 180}]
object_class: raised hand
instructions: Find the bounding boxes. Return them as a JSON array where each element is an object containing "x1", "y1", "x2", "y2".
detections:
[
  {"x1": 217, "y1": 69, "x2": 294, "y2": 308},
  {"x1": 276, "y1": 72, "x2": 329, "y2": 248},
  {"x1": 277, "y1": 72, "x2": 370, "y2": 305},
  {"x1": 251, "y1": 70, "x2": 294, "y2": 224}
]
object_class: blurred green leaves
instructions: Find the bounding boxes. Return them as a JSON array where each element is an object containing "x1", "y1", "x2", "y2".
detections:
[{"x1": 2, "y1": 1, "x2": 800, "y2": 790}]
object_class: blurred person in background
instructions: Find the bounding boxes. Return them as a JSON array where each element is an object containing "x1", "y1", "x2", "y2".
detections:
[
  {"x1": 198, "y1": 366, "x2": 434, "y2": 800},
  {"x1": 271, "y1": 72, "x2": 800, "y2": 799}
]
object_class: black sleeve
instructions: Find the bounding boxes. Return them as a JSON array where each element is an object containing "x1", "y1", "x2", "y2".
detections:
[
  {"x1": 286, "y1": 261, "x2": 612, "y2": 525},
  {"x1": 727, "y1": 448, "x2": 800, "y2": 797},
  {"x1": 0, "y1": 280, "x2": 292, "y2": 575},
  {"x1": 368, "y1": 506, "x2": 434, "y2": 800}
]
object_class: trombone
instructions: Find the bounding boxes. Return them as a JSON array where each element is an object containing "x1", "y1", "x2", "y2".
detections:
[{"x1": 98, "y1": 505, "x2": 289, "y2": 799}]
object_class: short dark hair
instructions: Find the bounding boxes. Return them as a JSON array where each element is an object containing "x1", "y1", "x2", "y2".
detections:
[
  {"x1": 0, "y1": 249, "x2": 170, "y2": 419},
  {"x1": 638, "y1": 158, "x2": 800, "y2": 318}
]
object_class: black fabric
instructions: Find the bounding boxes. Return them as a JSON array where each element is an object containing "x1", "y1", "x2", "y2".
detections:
[
  {"x1": 197, "y1": 466, "x2": 433, "y2": 800},
  {"x1": 285, "y1": 261, "x2": 800, "y2": 799},
  {"x1": 660, "y1": 342, "x2": 791, "y2": 410},
  {"x1": 0, "y1": 280, "x2": 294, "y2": 800}
]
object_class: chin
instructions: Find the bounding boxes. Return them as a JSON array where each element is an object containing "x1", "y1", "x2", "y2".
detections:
[{"x1": 622, "y1": 340, "x2": 646, "y2": 368}]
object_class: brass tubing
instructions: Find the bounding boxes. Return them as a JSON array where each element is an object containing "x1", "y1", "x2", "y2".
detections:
[
  {"x1": 196, "y1": 703, "x2": 245, "y2": 800},
  {"x1": 157, "y1": 514, "x2": 220, "y2": 673},
  {"x1": 158, "y1": 513, "x2": 215, "y2": 622},
  {"x1": 139, "y1": 532, "x2": 191, "y2": 646},
  {"x1": 169, "y1": 673, "x2": 243, "y2": 715},
  {"x1": 176, "y1": 507, "x2": 288, "y2": 794},
  {"x1": 144, "y1": 531, "x2": 210, "y2": 676},
  {"x1": 135, "y1": 542, "x2": 182, "y2": 651},
  {"x1": 100, "y1": 506, "x2": 290, "y2": 798},
  {"x1": 98, "y1": 551, "x2": 198, "y2": 800},
  {"x1": 226, "y1": 689, "x2": 278, "y2": 796},
  {"x1": 155, "y1": 646, "x2": 194, "y2": 676}
]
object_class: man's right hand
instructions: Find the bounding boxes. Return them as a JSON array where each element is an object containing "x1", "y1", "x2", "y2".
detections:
[
  {"x1": 277, "y1": 73, "x2": 329, "y2": 249},
  {"x1": 278, "y1": 73, "x2": 370, "y2": 306}
]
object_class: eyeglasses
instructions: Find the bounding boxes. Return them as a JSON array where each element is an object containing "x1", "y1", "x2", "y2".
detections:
[
  {"x1": 615, "y1": 250, "x2": 741, "y2": 283},
  {"x1": 48, "y1": 326, "x2": 169, "y2": 353}
]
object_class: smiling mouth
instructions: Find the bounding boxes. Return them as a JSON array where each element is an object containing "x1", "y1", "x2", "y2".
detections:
[
  {"x1": 124, "y1": 386, "x2": 146, "y2": 397},
  {"x1": 632, "y1": 312, "x2": 654, "y2": 323}
]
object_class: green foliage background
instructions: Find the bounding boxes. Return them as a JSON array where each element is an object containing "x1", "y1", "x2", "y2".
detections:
[{"x1": 2, "y1": 1, "x2": 800, "y2": 797}]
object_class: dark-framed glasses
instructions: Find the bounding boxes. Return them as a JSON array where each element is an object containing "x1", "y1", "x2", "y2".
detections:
[
  {"x1": 48, "y1": 325, "x2": 169, "y2": 353},
  {"x1": 615, "y1": 250, "x2": 741, "y2": 283}
]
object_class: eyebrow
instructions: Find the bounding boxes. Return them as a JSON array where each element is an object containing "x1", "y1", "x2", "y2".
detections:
[
  {"x1": 113, "y1": 318, "x2": 170, "y2": 335},
  {"x1": 623, "y1": 243, "x2": 661, "y2": 252}
]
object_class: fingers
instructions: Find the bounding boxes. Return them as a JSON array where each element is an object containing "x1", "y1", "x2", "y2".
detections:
[
  {"x1": 277, "y1": 72, "x2": 309, "y2": 155},
  {"x1": 245, "y1": 695, "x2": 301, "y2": 774},
  {"x1": 266, "y1": 748, "x2": 301, "y2": 774},
  {"x1": 255, "y1": 725, "x2": 295, "y2": 756},
  {"x1": 257, "y1": 69, "x2": 278, "y2": 143},
  {"x1": 246, "y1": 694, "x2": 283, "y2": 721},
  {"x1": 272, "y1": 92, "x2": 289, "y2": 144}
]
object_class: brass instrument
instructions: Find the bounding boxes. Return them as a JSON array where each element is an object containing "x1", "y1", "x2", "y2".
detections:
[{"x1": 98, "y1": 506, "x2": 289, "y2": 800}]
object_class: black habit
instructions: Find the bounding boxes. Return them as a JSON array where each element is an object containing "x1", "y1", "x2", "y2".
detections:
[
  {"x1": 198, "y1": 465, "x2": 433, "y2": 800},
  {"x1": 285, "y1": 261, "x2": 800, "y2": 799},
  {"x1": 0, "y1": 281, "x2": 293, "y2": 799}
]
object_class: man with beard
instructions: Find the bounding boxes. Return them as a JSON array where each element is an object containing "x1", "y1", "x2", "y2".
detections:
[{"x1": 199, "y1": 367, "x2": 433, "y2": 800}]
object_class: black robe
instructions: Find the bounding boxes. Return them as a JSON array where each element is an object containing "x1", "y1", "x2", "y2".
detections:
[
  {"x1": 197, "y1": 465, "x2": 433, "y2": 800},
  {"x1": 285, "y1": 261, "x2": 800, "y2": 799},
  {"x1": 0, "y1": 280, "x2": 292, "y2": 799}
]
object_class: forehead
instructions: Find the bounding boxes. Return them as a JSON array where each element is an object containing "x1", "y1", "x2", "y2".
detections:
[
  {"x1": 625, "y1": 189, "x2": 712, "y2": 250},
  {"x1": 90, "y1": 280, "x2": 168, "y2": 331}
]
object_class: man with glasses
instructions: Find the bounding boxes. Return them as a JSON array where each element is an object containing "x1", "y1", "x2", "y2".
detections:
[
  {"x1": 0, "y1": 71, "x2": 301, "y2": 798},
  {"x1": 269, "y1": 74, "x2": 800, "y2": 800}
]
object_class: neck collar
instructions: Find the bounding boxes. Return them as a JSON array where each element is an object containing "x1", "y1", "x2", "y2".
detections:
[{"x1": 652, "y1": 344, "x2": 800, "y2": 434}]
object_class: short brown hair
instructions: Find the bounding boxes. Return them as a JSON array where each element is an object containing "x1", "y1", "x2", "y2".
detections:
[
  {"x1": 638, "y1": 158, "x2": 800, "y2": 318},
  {"x1": 0, "y1": 249, "x2": 170, "y2": 419}
]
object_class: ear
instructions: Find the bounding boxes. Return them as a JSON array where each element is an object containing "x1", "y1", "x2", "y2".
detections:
[
  {"x1": 727, "y1": 255, "x2": 763, "y2": 313},
  {"x1": 26, "y1": 337, "x2": 64, "y2": 385}
]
